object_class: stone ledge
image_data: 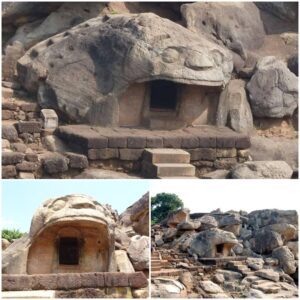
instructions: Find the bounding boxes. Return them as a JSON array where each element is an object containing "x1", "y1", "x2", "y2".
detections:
[
  {"x1": 57, "y1": 125, "x2": 250, "y2": 152},
  {"x1": 2, "y1": 272, "x2": 148, "y2": 291}
]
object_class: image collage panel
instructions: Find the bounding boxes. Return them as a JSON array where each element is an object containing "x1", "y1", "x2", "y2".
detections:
[{"x1": 1, "y1": 1, "x2": 299, "y2": 300}]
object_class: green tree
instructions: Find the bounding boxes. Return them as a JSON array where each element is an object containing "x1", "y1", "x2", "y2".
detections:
[
  {"x1": 2, "y1": 229, "x2": 24, "y2": 242},
  {"x1": 151, "y1": 193, "x2": 184, "y2": 224}
]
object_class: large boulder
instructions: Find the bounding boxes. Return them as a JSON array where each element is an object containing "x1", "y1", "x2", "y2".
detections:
[
  {"x1": 252, "y1": 229, "x2": 283, "y2": 254},
  {"x1": 198, "y1": 215, "x2": 218, "y2": 231},
  {"x1": 17, "y1": 13, "x2": 233, "y2": 124},
  {"x1": 272, "y1": 246, "x2": 296, "y2": 275},
  {"x1": 263, "y1": 223, "x2": 297, "y2": 242},
  {"x1": 250, "y1": 136, "x2": 298, "y2": 172},
  {"x1": 177, "y1": 220, "x2": 201, "y2": 231},
  {"x1": 247, "y1": 56, "x2": 298, "y2": 118},
  {"x1": 127, "y1": 235, "x2": 149, "y2": 271},
  {"x1": 119, "y1": 192, "x2": 149, "y2": 236},
  {"x1": 255, "y1": 3, "x2": 298, "y2": 22},
  {"x1": 166, "y1": 208, "x2": 190, "y2": 228},
  {"x1": 230, "y1": 161, "x2": 293, "y2": 179},
  {"x1": 2, "y1": 239, "x2": 11, "y2": 251},
  {"x1": 189, "y1": 228, "x2": 238, "y2": 258},
  {"x1": 217, "y1": 79, "x2": 253, "y2": 133},
  {"x1": 151, "y1": 278, "x2": 187, "y2": 298},
  {"x1": 181, "y1": 2, "x2": 265, "y2": 61},
  {"x1": 248, "y1": 209, "x2": 298, "y2": 229}
]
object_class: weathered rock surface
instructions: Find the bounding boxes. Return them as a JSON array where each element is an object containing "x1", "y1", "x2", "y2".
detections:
[
  {"x1": 217, "y1": 80, "x2": 253, "y2": 133},
  {"x1": 2, "y1": 239, "x2": 11, "y2": 251},
  {"x1": 120, "y1": 192, "x2": 149, "y2": 236},
  {"x1": 247, "y1": 56, "x2": 298, "y2": 118},
  {"x1": 252, "y1": 229, "x2": 283, "y2": 254},
  {"x1": 165, "y1": 209, "x2": 190, "y2": 228},
  {"x1": 151, "y1": 278, "x2": 187, "y2": 298},
  {"x1": 127, "y1": 235, "x2": 149, "y2": 271},
  {"x1": 181, "y1": 2, "x2": 265, "y2": 61},
  {"x1": 250, "y1": 136, "x2": 298, "y2": 172},
  {"x1": 272, "y1": 246, "x2": 296, "y2": 275},
  {"x1": 230, "y1": 161, "x2": 293, "y2": 179},
  {"x1": 17, "y1": 13, "x2": 233, "y2": 124},
  {"x1": 190, "y1": 228, "x2": 238, "y2": 257}
]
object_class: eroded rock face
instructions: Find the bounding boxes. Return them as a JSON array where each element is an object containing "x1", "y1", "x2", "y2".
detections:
[
  {"x1": 166, "y1": 208, "x2": 190, "y2": 228},
  {"x1": 247, "y1": 56, "x2": 298, "y2": 118},
  {"x1": 17, "y1": 13, "x2": 233, "y2": 124},
  {"x1": 3, "y1": 194, "x2": 117, "y2": 274},
  {"x1": 181, "y1": 2, "x2": 265, "y2": 61},
  {"x1": 272, "y1": 246, "x2": 296, "y2": 275},
  {"x1": 217, "y1": 79, "x2": 253, "y2": 133},
  {"x1": 189, "y1": 228, "x2": 238, "y2": 258},
  {"x1": 127, "y1": 235, "x2": 149, "y2": 271},
  {"x1": 230, "y1": 161, "x2": 293, "y2": 179}
]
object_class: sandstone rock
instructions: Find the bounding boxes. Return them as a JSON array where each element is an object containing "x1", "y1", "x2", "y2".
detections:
[
  {"x1": 2, "y1": 165, "x2": 17, "y2": 178},
  {"x1": 264, "y1": 223, "x2": 297, "y2": 242},
  {"x1": 115, "y1": 250, "x2": 135, "y2": 273},
  {"x1": 247, "y1": 56, "x2": 298, "y2": 118},
  {"x1": 286, "y1": 241, "x2": 298, "y2": 259},
  {"x1": 2, "y1": 239, "x2": 11, "y2": 251},
  {"x1": 250, "y1": 136, "x2": 298, "y2": 172},
  {"x1": 177, "y1": 220, "x2": 201, "y2": 231},
  {"x1": 119, "y1": 193, "x2": 149, "y2": 236},
  {"x1": 40, "y1": 152, "x2": 69, "y2": 174},
  {"x1": 248, "y1": 209, "x2": 298, "y2": 228},
  {"x1": 198, "y1": 215, "x2": 218, "y2": 231},
  {"x1": 166, "y1": 209, "x2": 190, "y2": 228},
  {"x1": 16, "y1": 161, "x2": 39, "y2": 172},
  {"x1": 272, "y1": 246, "x2": 296, "y2": 275},
  {"x1": 246, "y1": 257, "x2": 264, "y2": 271},
  {"x1": 65, "y1": 152, "x2": 89, "y2": 169},
  {"x1": 212, "y1": 273, "x2": 225, "y2": 284},
  {"x1": 152, "y1": 278, "x2": 187, "y2": 298},
  {"x1": 215, "y1": 270, "x2": 243, "y2": 281},
  {"x1": 202, "y1": 169, "x2": 229, "y2": 179},
  {"x1": 127, "y1": 235, "x2": 149, "y2": 271},
  {"x1": 75, "y1": 169, "x2": 140, "y2": 179},
  {"x1": 19, "y1": 172, "x2": 35, "y2": 179},
  {"x1": 17, "y1": 13, "x2": 233, "y2": 124},
  {"x1": 182, "y1": 2, "x2": 265, "y2": 56},
  {"x1": 41, "y1": 109, "x2": 58, "y2": 129},
  {"x1": 2, "y1": 152, "x2": 24, "y2": 165},
  {"x1": 252, "y1": 229, "x2": 283, "y2": 254},
  {"x1": 163, "y1": 228, "x2": 178, "y2": 241},
  {"x1": 217, "y1": 80, "x2": 253, "y2": 133},
  {"x1": 2, "y1": 125, "x2": 18, "y2": 142},
  {"x1": 199, "y1": 280, "x2": 224, "y2": 294},
  {"x1": 255, "y1": 269, "x2": 280, "y2": 282},
  {"x1": 230, "y1": 161, "x2": 293, "y2": 179},
  {"x1": 132, "y1": 288, "x2": 148, "y2": 298},
  {"x1": 190, "y1": 228, "x2": 238, "y2": 258},
  {"x1": 245, "y1": 288, "x2": 266, "y2": 298},
  {"x1": 232, "y1": 243, "x2": 243, "y2": 255},
  {"x1": 2, "y1": 139, "x2": 10, "y2": 149},
  {"x1": 179, "y1": 271, "x2": 194, "y2": 290},
  {"x1": 251, "y1": 280, "x2": 281, "y2": 294},
  {"x1": 42, "y1": 135, "x2": 71, "y2": 152},
  {"x1": 256, "y1": 2, "x2": 298, "y2": 21}
]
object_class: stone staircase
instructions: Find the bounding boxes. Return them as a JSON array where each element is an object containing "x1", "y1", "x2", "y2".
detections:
[
  {"x1": 151, "y1": 251, "x2": 163, "y2": 272},
  {"x1": 141, "y1": 149, "x2": 196, "y2": 178},
  {"x1": 226, "y1": 260, "x2": 254, "y2": 276}
]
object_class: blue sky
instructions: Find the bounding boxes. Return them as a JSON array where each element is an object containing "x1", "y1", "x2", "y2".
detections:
[{"x1": 2, "y1": 180, "x2": 149, "y2": 233}]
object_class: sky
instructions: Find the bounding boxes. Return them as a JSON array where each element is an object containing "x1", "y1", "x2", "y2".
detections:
[
  {"x1": 150, "y1": 180, "x2": 299, "y2": 214},
  {"x1": 2, "y1": 180, "x2": 149, "y2": 233}
]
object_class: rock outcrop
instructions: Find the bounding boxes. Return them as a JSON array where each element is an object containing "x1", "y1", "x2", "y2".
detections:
[
  {"x1": 17, "y1": 13, "x2": 233, "y2": 124},
  {"x1": 152, "y1": 208, "x2": 298, "y2": 298}
]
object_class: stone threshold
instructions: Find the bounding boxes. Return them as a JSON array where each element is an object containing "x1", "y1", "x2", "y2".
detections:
[
  {"x1": 2, "y1": 272, "x2": 148, "y2": 291},
  {"x1": 56, "y1": 125, "x2": 250, "y2": 153}
]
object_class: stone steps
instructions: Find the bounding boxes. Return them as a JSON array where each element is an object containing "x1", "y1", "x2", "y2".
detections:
[
  {"x1": 142, "y1": 149, "x2": 196, "y2": 178},
  {"x1": 226, "y1": 261, "x2": 253, "y2": 276}
]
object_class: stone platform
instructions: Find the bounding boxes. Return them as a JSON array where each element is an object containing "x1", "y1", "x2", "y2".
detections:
[
  {"x1": 2, "y1": 272, "x2": 148, "y2": 291},
  {"x1": 57, "y1": 125, "x2": 250, "y2": 154},
  {"x1": 199, "y1": 256, "x2": 247, "y2": 266}
]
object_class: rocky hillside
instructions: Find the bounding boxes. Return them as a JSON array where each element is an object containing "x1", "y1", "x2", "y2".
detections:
[{"x1": 151, "y1": 208, "x2": 298, "y2": 298}]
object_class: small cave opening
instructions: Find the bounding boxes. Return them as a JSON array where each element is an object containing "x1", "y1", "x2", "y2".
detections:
[
  {"x1": 150, "y1": 80, "x2": 178, "y2": 111},
  {"x1": 59, "y1": 237, "x2": 79, "y2": 265},
  {"x1": 216, "y1": 243, "x2": 224, "y2": 255}
]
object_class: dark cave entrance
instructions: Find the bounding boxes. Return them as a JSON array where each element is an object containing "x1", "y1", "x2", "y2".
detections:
[
  {"x1": 216, "y1": 244, "x2": 224, "y2": 255},
  {"x1": 59, "y1": 237, "x2": 79, "y2": 265},
  {"x1": 150, "y1": 80, "x2": 178, "y2": 111}
]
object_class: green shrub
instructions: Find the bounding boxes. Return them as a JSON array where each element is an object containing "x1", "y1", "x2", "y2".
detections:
[{"x1": 2, "y1": 229, "x2": 24, "y2": 242}]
